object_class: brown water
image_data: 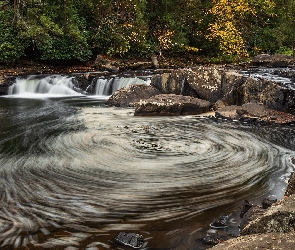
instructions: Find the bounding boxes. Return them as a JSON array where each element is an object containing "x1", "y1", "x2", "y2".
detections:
[{"x1": 0, "y1": 96, "x2": 294, "y2": 250}]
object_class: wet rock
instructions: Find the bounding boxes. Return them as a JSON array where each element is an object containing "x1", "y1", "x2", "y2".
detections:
[
  {"x1": 285, "y1": 171, "x2": 295, "y2": 196},
  {"x1": 239, "y1": 205, "x2": 265, "y2": 231},
  {"x1": 113, "y1": 232, "x2": 145, "y2": 248},
  {"x1": 106, "y1": 84, "x2": 161, "y2": 107},
  {"x1": 210, "y1": 215, "x2": 229, "y2": 229},
  {"x1": 134, "y1": 94, "x2": 213, "y2": 116},
  {"x1": 215, "y1": 102, "x2": 295, "y2": 124},
  {"x1": 210, "y1": 232, "x2": 295, "y2": 250},
  {"x1": 202, "y1": 233, "x2": 228, "y2": 245},
  {"x1": 251, "y1": 54, "x2": 294, "y2": 67},
  {"x1": 262, "y1": 198, "x2": 277, "y2": 209},
  {"x1": 240, "y1": 200, "x2": 253, "y2": 218},
  {"x1": 241, "y1": 194, "x2": 295, "y2": 235}
]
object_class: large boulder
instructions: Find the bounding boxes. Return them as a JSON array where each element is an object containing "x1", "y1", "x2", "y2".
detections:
[
  {"x1": 106, "y1": 84, "x2": 161, "y2": 107},
  {"x1": 134, "y1": 94, "x2": 212, "y2": 116},
  {"x1": 215, "y1": 102, "x2": 295, "y2": 124},
  {"x1": 151, "y1": 70, "x2": 199, "y2": 97}
]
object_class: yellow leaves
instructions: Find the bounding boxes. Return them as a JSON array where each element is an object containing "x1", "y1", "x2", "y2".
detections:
[
  {"x1": 158, "y1": 30, "x2": 175, "y2": 50},
  {"x1": 184, "y1": 46, "x2": 199, "y2": 53}
]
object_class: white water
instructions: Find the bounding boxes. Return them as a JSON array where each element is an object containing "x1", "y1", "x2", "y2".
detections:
[
  {"x1": 93, "y1": 77, "x2": 150, "y2": 96},
  {"x1": 8, "y1": 75, "x2": 151, "y2": 98},
  {"x1": 8, "y1": 75, "x2": 82, "y2": 97}
]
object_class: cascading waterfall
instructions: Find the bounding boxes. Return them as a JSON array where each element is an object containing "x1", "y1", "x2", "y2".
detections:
[
  {"x1": 93, "y1": 76, "x2": 150, "y2": 96},
  {"x1": 7, "y1": 74, "x2": 151, "y2": 98},
  {"x1": 8, "y1": 75, "x2": 82, "y2": 96}
]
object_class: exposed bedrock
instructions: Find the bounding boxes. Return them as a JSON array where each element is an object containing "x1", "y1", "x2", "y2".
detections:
[{"x1": 150, "y1": 66, "x2": 295, "y2": 114}]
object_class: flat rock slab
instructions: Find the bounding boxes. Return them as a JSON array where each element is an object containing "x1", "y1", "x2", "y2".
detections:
[
  {"x1": 106, "y1": 84, "x2": 161, "y2": 107},
  {"x1": 215, "y1": 102, "x2": 295, "y2": 124},
  {"x1": 134, "y1": 94, "x2": 212, "y2": 116}
]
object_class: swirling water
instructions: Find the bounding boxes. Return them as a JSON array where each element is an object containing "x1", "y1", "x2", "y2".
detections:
[{"x1": 0, "y1": 94, "x2": 295, "y2": 249}]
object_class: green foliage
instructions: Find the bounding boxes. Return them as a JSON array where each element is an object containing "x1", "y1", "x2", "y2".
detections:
[
  {"x1": 276, "y1": 46, "x2": 293, "y2": 56},
  {"x1": 0, "y1": 10, "x2": 26, "y2": 63},
  {"x1": 1, "y1": 0, "x2": 295, "y2": 63}
]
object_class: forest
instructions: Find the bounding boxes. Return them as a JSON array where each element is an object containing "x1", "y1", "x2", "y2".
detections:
[{"x1": 0, "y1": 0, "x2": 295, "y2": 63}]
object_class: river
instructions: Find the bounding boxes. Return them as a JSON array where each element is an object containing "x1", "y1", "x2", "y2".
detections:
[{"x1": 0, "y1": 73, "x2": 295, "y2": 249}]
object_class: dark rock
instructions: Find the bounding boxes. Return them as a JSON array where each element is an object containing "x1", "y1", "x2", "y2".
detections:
[
  {"x1": 240, "y1": 200, "x2": 253, "y2": 218},
  {"x1": 106, "y1": 84, "x2": 161, "y2": 107},
  {"x1": 151, "y1": 70, "x2": 199, "y2": 97},
  {"x1": 215, "y1": 102, "x2": 295, "y2": 124},
  {"x1": 134, "y1": 94, "x2": 213, "y2": 116},
  {"x1": 285, "y1": 171, "x2": 295, "y2": 196},
  {"x1": 114, "y1": 232, "x2": 145, "y2": 248},
  {"x1": 210, "y1": 215, "x2": 229, "y2": 229},
  {"x1": 0, "y1": 76, "x2": 16, "y2": 95},
  {"x1": 251, "y1": 54, "x2": 294, "y2": 67},
  {"x1": 262, "y1": 198, "x2": 277, "y2": 209},
  {"x1": 239, "y1": 205, "x2": 265, "y2": 231},
  {"x1": 202, "y1": 233, "x2": 228, "y2": 245}
]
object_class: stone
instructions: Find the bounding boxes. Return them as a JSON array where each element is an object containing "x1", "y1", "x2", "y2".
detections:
[
  {"x1": 202, "y1": 233, "x2": 228, "y2": 245},
  {"x1": 113, "y1": 232, "x2": 145, "y2": 248},
  {"x1": 241, "y1": 194, "x2": 295, "y2": 235},
  {"x1": 251, "y1": 54, "x2": 294, "y2": 67},
  {"x1": 285, "y1": 171, "x2": 295, "y2": 196},
  {"x1": 215, "y1": 102, "x2": 295, "y2": 124},
  {"x1": 134, "y1": 94, "x2": 213, "y2": 116},
  {"x1": 106, "y1": 84, "x2": 161, "y2": 107}
]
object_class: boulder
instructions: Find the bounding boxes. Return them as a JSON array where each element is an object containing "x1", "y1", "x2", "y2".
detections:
[
  {"x1": 215, "y1": 102, "x2": 295, "y2": 124},
  {"x1": 106, "y1": 84, "x2": 161, "y2": 107},
  {"x1": 134, "y1": 94, "x2": 212, "y2": 116},
  {"x1": 285, "y1": 171, "x2": 295, "y2": 196},
  {"x1": 151, "y1": 70, "x2": 199, "y2": 97}
]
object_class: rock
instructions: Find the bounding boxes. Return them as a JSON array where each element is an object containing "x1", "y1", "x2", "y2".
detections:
[
  {"x1": 202, "y1": 233, "x2": 228, "y2": 245},
  {"x1": 113, "y1": 232, "x2": 145, "y2": 248},
  {"x1": 285, "y1": 171, "x2": 295, "y2": 196},
  {"x1": 106, "y1": 84, "x2": 161, "y2": 107},
  {"x1": 215, "y1": 102, "x2": 295, "y2": 124},
  {"x1": 210, "y1": 232, "x2": 295, "y2": 250},
  {"x1": 251, "y1": 54, "x2": 294, "y2": 67},
  {"x1": 151, "y1": 70, "x2": 199, "y2": 97},
  {"x1": 239, "y1": 205, "x2": 266, "y2": 231},
  {"x1": 240, "y1": 200, "x2": 253, "y2": 218},
  {"x1": 241, "y1": 194, "x2": 295, "y2": 235},
  {"x1": 93, "y1": 55, "x2": 119, "y2": 72},
  {"x1": 134, "y1": 94, "x2": 213, "y2": 116},
  {"x1": 210, "y1": 215, "x2": 229, "y2": 229},
  {"x1": 262, "y1": 198, "x2": 277, "y2": 209},
  {"x1": 151, "y1": 56, "x2": 159, "y2": 69}
]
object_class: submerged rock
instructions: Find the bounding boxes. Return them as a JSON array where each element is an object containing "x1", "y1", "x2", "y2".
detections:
[
  {"x1": 134, "y1": 94, "x2": 212, "y2": 116},
  {"x1": 106, "y1": 84, "x2": 161, "y2": 107},
  {"x1": 202, "y1": 233, "x2": 228, "y2": 245}
]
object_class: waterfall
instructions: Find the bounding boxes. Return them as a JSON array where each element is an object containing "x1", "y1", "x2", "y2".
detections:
[
  {"x1": 7, "y1": 74, "x2": 151, "y2": 98},
  {"x1": 8, "y1": 75, "x2": 82, "y2": 96},
  {"x1": 93, "y1": 77, "x2": 150, "y2": 96}
]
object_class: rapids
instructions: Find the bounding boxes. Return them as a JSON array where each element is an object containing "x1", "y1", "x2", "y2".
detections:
[{"x1": 0, "y1": 73, "x2": 295, "y2": 249}]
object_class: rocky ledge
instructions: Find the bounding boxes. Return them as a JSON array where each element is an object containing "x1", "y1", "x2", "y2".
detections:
[
  {"x1": 215, "y1": 102, "x2": 295, "y2": 124},
  {"x1": 211, "y1": 170, "x2": 295, "y2": 250},
  {"x1": 133, "y1": 94, "x2": 212, "y2": 116}
]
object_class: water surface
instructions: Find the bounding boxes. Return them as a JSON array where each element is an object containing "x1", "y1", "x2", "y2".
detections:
[{"x1": 0, "y1": 94, "x2": 294, "y2": 249}]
